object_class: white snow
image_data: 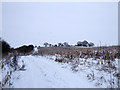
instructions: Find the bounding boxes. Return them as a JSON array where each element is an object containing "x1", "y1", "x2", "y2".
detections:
[
  {"x1": 2, "y1": 55, "x2": 118, "y2": 88},
  {"x1": 32, "y1": 47, "x2": 38, "y2": 55},
  {"x1": 10, "y1": 55, "x2": 97, "y2": 88}
]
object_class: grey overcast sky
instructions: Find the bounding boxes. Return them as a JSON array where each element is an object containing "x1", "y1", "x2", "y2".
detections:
[{"x1": 2, "y1": 2, "x2": 118, "y2": 48}]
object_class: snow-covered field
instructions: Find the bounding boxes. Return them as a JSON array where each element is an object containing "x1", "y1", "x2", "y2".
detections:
[{"x1": 2, "y1": 55, "x2": 118, "y2": 88}]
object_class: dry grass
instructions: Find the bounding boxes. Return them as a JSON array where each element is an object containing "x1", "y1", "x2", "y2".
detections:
[
  {"x1": 37, "y1": 46, "x2": 120, "y2": 88},
  {"x1": 37, "y1": 46, "x2": 120, "y2": 60}
]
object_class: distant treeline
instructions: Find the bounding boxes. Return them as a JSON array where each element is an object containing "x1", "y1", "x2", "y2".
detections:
[
  {"x1": 1, "y1": 40, "x2": 34, "y2": 56},
  {"x1": 1, "y1": 40, "x2": 94, "y2": 56},
  {"x1": 43, "y1": 40, "x2": 94, "y2": 47}
]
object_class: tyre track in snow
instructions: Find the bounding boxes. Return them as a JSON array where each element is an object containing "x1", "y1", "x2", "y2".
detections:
[
  {"x1": 31, "y1": 56, "x2": 69, "y2": 88},
  {"x1": 12, "y1": 55, "x2": 97, "y2": 88}
]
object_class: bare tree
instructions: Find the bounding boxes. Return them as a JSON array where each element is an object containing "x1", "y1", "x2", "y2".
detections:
[
  {"x1": 58, "y1": 43, "x2": 63, "y2": 47},
  {"x1": 49, "y1": 44, "x2": 52, "y2": 47},
  {"x1": 44, "y1": 42, "x2": 49, "y2": 47},
  {"x1": 88, "y1": 42, "x2": 94, "y2": 47},
  {"x1": 77, "y1": 41, "x2": 83, "y2": 46},
  {"x1": 63, "y1": 42, "x2": 69, "y2": 47}
]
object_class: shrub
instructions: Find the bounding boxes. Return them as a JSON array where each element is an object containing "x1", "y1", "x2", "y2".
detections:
[
  {"x1": 15, "y1": 45, "x2": 34, "y2": 54},
  {"x1": 2, "y1": 40, "x2": 11, "y2": 54}
]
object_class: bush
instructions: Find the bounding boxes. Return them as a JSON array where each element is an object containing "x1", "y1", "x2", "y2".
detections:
[
  {"x1": 2, "y1": 40, "x2": 11, "y2": 54},
  {"x1": 88, "y1": 42, "x2": 94, "y2": 47},
  {"x1": 15, "y1": 45, "x2": 34, "y2": 54},
  {"x1": 77, "y1": 40, "x2": 94, "y2": 47}
]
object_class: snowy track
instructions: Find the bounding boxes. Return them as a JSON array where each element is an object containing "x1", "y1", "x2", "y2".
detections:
[{"x1": 11, "y1": 55, "x2": 97, "y2": 88}]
